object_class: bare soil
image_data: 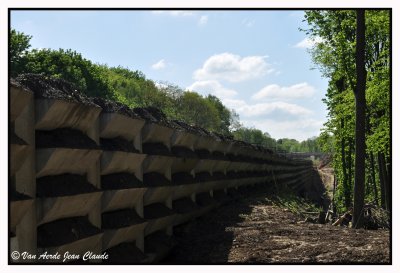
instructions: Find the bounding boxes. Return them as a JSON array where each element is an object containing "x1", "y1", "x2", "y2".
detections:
[{"x1": 166, "y1": 188, "x2": 390, "y2": 264}]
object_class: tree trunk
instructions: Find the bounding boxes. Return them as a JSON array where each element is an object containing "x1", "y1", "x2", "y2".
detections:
[
  {"x1": 346, "y1": 137, "x2": 353, "y2": 209},
  {"x1": 352, "y1": 9, "x2": 366, "y2": 229},
  {"x1": 332, "y1": 175, "x2": 337, "y2": 216},
  {"x1": 378, "y1": 152, "x2": 387, "y2": 209},
  {"x1": 386, "y1": 158, "x2": 391, "y2": 213},
  {"x1": 369, "y1": 152, "x2": 379, "y2": 206},
  {"x1": 378, "y1": 153, "x2": 391, "y2": 212},
  {"x1": 340, "y1": 119, "x2": 350, "y2": 209}
]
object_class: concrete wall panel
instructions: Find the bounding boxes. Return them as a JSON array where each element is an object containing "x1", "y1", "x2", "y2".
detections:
[
  {"x1": 10, "y1": 199, "x2": 34, "y2": 229},
  {"x1": 102, "y1": 188, "x2": 146, "y2": 216},
  {"x1": 141, "y1": 124, "x2": 174, "y2": 149},
  {"x1": 35, "y1": 99, "x2": 101, "y2": 143},
  {"x1": 101, "y1": 151, "x2": 146, "y2": 175},
  {"x1": 171, "y1": 157, "x2": 198, "y2": 174},
  {"x1": 102, "y1": 223, "x2": 147, "y2": 250},
  {"x1": 10, "y1": 85, "x2": 33, "y2": 122},
  {"x1": 142, "y1": 156, "x2": 173, "y2": 180},
  {"x1": 100, "y1": 113, "x2": 145, "y2": 143},
  {"x1": 144, "y1": 187, "x2": 173, "y2": 207},
  {"x1": 171, "y1": 131, "x2": 197, "y2": 149},
  {"x1": 36, "y1": 148, "x2": 102, "y2": 178},
  {"x1": 144, "y1": 215, "x2": 176, "y2": 236},
  {"x1": 40, "y1": 233, "x2": 103, "y2": 260},
  {"x1": 38, "y1": 192, "x2": 103, "y2": 225}
]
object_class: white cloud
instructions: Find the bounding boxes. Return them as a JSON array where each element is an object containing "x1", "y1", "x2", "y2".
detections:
[
  {"x1": 152, "y1": 10, "x2": 195, "y2": 17},
  {"x1": 221, "y1": 98, "x2": 323, "y2": 140},
  {"x1": 151, "y1": 59, "x2": 166, "y2": 70},
  {"x1": 222, "y1": 99, "x2": 312, "y2": 118},
  {"x1": 294, "y1": 36, "x2": 325, "y2": 49},
  {"x1": 252, "y1": 82, "x2": 316, "y2": 100},
  {"x1": 242, "y1": 19, "x2": 255, "y2": 27},
  {"x1": 187, "y1": 80, "x2": 237, "y2": 98},
  {"x1": 241, "y1": 118, "x2": 324, "y2": 141},
  {"x1": 194, "y1": 53, "x2": 274, "y2": 82},
  {"x1": 198, "y1": 15, "x2": 208, "y2": 26}
]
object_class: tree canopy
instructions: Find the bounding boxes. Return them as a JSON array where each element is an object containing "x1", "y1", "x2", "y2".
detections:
[{"x1": 302, "y1": 10, "x2": 390, "y2": 213}]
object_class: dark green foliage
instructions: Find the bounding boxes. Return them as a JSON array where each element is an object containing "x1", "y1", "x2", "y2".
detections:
[{"x1": 10, "y1": 29, "x2": 32, "y2": 76}]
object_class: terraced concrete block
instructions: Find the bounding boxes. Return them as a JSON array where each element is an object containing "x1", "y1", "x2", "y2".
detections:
[
  {"x1": 141, "y1": 123, "x2": 174, "y2": 150},
  {"x1": 37, "y1": 192, "x2": 103, "y2": 225},
  {"x1": 14, "y1": 206, "x2": 37, "y2": 260},
  {"x1": 213, "y1": 160, "x2": 230, "y2": 174},
  {"x1": 10, "y1": 144, "x2": 30, "y2": 176},
  {"x1": 195, "y1": 181, "x2": 218, "y2": 195},
  {"x1": 241, "y1": 177, "x2": 261, "y2": 187},
  {"x1": 102, "y1": 222, "x2": 147, "y2": 250},
  {"x1": 229, "y1": 143, "x2": 243, "y2": 156},
  {"x1": 196, "y1": 203, "x2": 218, "y2": 216},
  {"x1": 212, "y1": 180, "x2": 232, "y2": 192},
  {"x1": 142, "y1": 155, "x2": 173, "y2": 180},
  {"x1": 35, "y1": 99, "x2": 101, "y2": 143},
  {"x1": 171, "y1": 184, "x2": 199, "y2": 201},
  {"x1": 10, "y1": 199, "x2": 34, "y2": 229},
  {"x1": 193, "y1": 135, "x2": 218, "y2": 152},
  {"x1": 10, "y1": 236, "x2": 19, "y2": 256},
  {"x1": 36, "y1": 148, "x2": 102, "y2": 178},
  {"x1": 174, "y1": 210, "x2": 200, "y2": 226},
  {"x1": 171, "y1": 157, "x2": 198, "y2": 174},
  {"x1": 10, "y1": 84, "x2": 33, "y2": 122},
  {"x1": 101, "y1": 151, "x2": 146, "y2": 176},
  {"x1": 144, "y1": 187, "x2": 173, "y2": 207},
  {"x1": 213, "y1": 140, "x2": 233, "y2": 154},
  {"x1": 144, "y1": 215, "x2": 176, "y2": 236},
  {"x1": 171, "y1": 131, "x2": 197, "y2": 150},
  {"x1": 99, "y1": 113, "x2": 145, "y2": 151},
  {"x1": 223, "y1": 178, "x2": 239, "y2": 190},
  {"x1": 102, "y1": 188, "x2": 146, "y2": 217},
  {"x1": 40, "y1": 233, "x2": 103, "y2": 260},
  {"x1": 193, "y1": 159, "x2": 217, "y2": 174},
  {"x1": 230, "y1": 162, "x2": 252, "y2": 172}
]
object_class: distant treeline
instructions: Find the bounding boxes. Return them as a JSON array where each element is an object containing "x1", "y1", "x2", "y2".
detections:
[{"x1": 10, "y1": 29, "x2": 323, "y2": 153}]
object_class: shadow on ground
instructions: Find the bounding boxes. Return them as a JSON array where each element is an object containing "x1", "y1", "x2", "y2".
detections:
[{"x1": 163, "y1": 184, "x2": 275, "y2": 264}]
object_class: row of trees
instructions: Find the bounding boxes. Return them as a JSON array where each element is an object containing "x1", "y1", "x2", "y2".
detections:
[
  {"x1": 233, "y1": 127, "x2": 323, "y2": 153},
  {"x1": 302, "y1": 10, "x2": 391, "y2": 219},
  {"x1": 10, "y1": 28, "x2": 323, "y2": 154}
]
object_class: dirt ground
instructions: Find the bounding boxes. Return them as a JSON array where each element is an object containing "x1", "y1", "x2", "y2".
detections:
[{"x1": 166, "y1": 186, "x2": 390, "y2": 264}]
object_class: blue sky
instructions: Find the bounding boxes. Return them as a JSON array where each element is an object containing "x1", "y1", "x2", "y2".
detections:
[{"x1": 11, "y1": 10, "x2": 329, "y2": 141}]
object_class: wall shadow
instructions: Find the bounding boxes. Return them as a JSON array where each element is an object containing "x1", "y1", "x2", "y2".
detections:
[{"x1": 162, "y1": 183, "x2": 275, "y2": 264}]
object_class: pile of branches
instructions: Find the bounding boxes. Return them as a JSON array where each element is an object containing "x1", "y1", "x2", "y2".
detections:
[{"x1": 329, "y1": 204, "x2": 390, "y2": 230}]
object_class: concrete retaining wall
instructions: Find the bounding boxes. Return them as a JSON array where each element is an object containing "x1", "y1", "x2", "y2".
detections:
[{"x1": 9, "y1": 82, "x2": 313, "y2": 264}]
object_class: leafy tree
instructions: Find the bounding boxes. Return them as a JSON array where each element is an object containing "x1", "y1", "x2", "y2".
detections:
[
  {"x1": 205, "y1": 95, "x2": 232, "y2": 135},
  {"x1": 10, "y1": 29, "x2": 32, "y2": 76},
  {"x1": 303, "y1": 10, "x2": 390, "y2": 214},
  {"x1": 176, "y1": 92, "x2": 219, "y2": 131}
]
